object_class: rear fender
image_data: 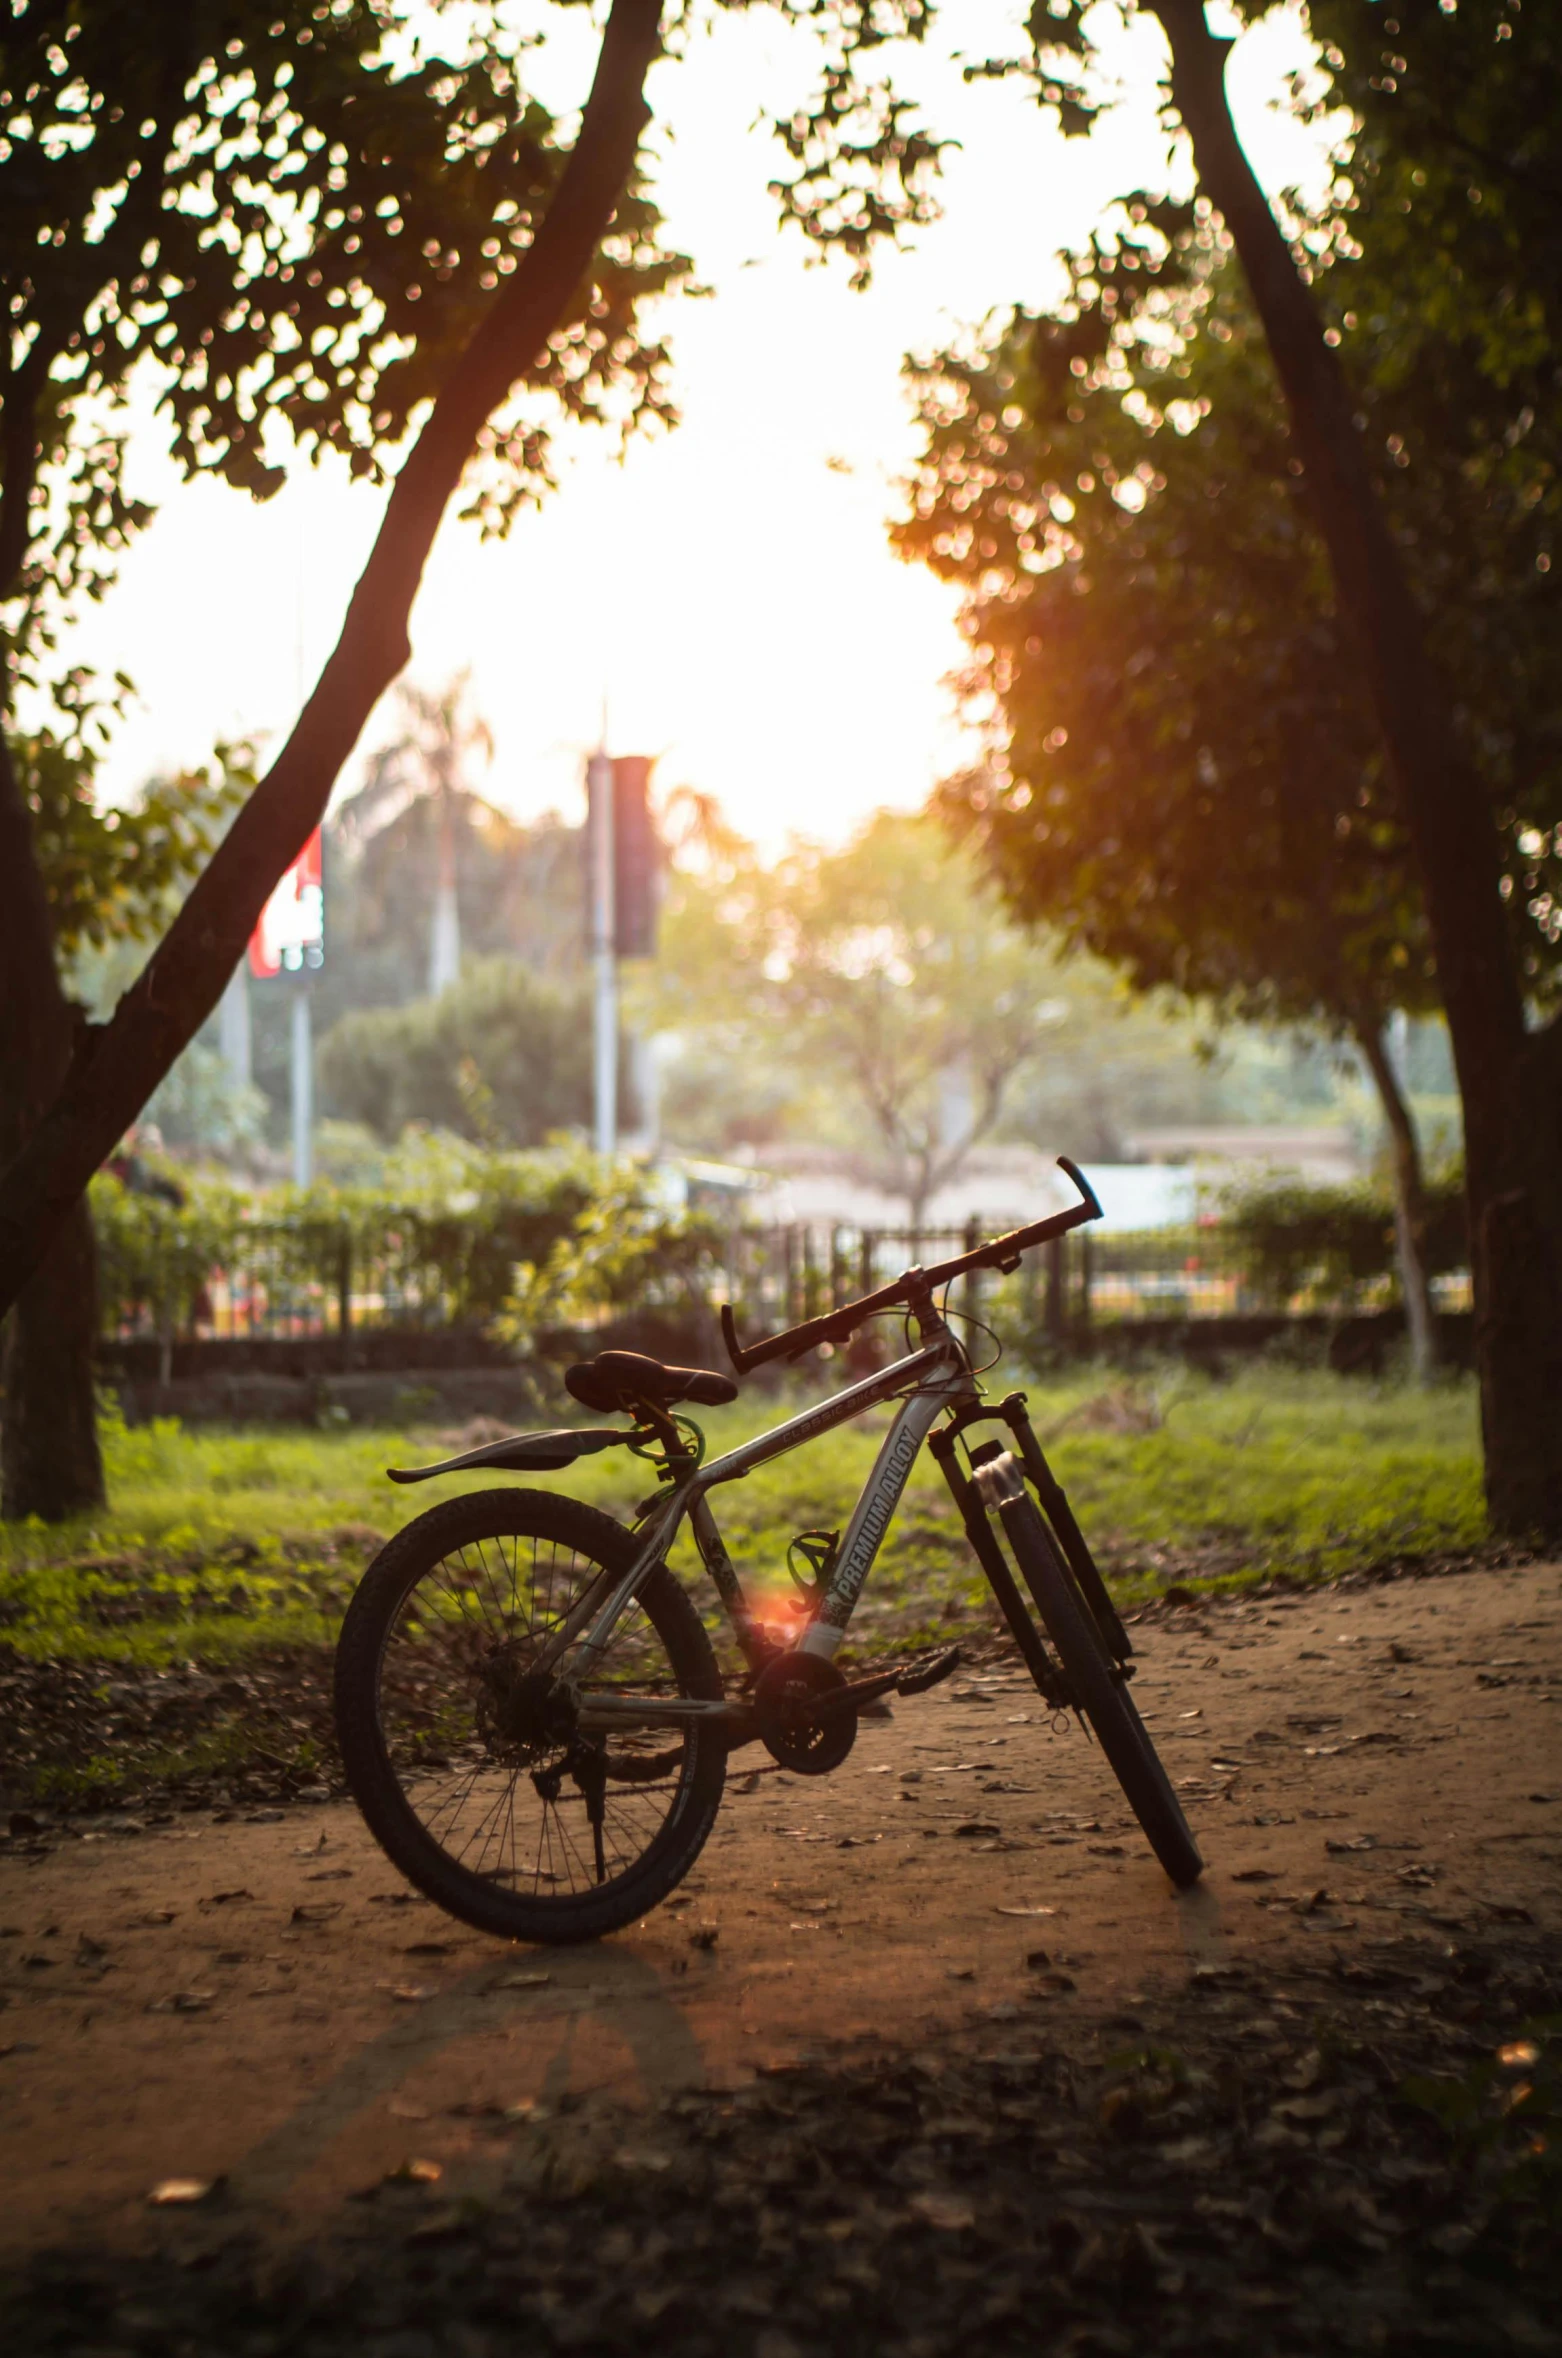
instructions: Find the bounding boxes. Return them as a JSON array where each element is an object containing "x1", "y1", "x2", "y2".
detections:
[{"x1": 387, "y1": 1427, "x2": 631, "y2": 1484}]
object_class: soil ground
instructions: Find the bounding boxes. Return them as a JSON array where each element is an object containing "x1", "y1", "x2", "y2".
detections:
[{"x1": 2, "y1": 1561, "x2": 1559, "y2": 2352}]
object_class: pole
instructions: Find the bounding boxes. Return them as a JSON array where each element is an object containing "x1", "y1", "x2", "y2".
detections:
[
  {"x1": 218, "y1": 961, "x2": 251, "y2": 1089},
  {"x1": 291, "y1": 983, "x2": 314, "y2": 1190},
  {"x1": 588, "y1": 747, "x2": 617, "y2": 1157}
]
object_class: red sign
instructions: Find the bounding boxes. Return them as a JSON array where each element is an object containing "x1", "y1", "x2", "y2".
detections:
[{"x1": 249, "y1": 830, "x2": 324, "y2": 977}]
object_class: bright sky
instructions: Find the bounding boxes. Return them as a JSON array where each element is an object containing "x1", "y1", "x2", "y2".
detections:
[{"x1": 77, "y1": 2, "x2": 1334, "y2": 853}]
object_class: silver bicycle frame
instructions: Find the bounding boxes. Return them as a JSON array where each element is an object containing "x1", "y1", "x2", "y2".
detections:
[{"x1": 544, "y1": 1332, "x2": 978, "y2": 1724}]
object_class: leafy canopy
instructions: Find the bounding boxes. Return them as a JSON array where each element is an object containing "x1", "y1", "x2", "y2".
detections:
[
  {"x1": 0, "y1": 0, "x2": 691, "y2": 579},
  {"x1": 897, "y1": 241, "x2": 1433, "y2": 1037},
  {"x1": 895, "y1": 0, "x2": 1562, "y2": 1031},
  {"x1": 0, "y1": 0, "x2": 694, "y2": 962}
]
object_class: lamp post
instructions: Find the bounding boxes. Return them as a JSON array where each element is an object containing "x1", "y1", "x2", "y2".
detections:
[{"x1": 587, "y1": 747, "x2": 617, "y2": 1158}]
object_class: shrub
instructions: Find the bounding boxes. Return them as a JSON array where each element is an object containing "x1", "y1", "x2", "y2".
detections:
[
  {"x1": 1215, "y1": 1168, "x2": 1467, "y2": 1309},
  {"x1": 92, "y1": 1137, "x2": 604, "y2": 1338},
  {"x1": 316, "y1": 957, "x2": 611, "y2": 1146},
  {"x1": 495, "y1": 1167, "x2": 727, "y2": 1354}
]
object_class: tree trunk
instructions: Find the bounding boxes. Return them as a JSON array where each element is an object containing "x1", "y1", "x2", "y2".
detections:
[
  {"x1": 0, "y1": 0, "x2": 663, "y2": 1338},
  {"x1": 1356, "y1": 1021, "x2": 1437, "y2": 1385},
  {"x1": 1147, "y1": 0, "x2": 1562, "y2": 1532},
  {"x1": 0, "y1": 734, "x2": 105, "y2": 1521},
  {"x1": 2, "y1": 1195, "x2": 104, "y2": 1520}
]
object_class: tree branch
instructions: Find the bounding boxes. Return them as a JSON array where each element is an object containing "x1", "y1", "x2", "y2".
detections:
[{"x1": 0, "y1": 0, "x2": 664, "y2": 1322}]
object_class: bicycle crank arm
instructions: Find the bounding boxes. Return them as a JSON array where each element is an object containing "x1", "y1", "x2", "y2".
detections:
[{"x1": 808, "y1": 1644, "x2": 963, "y2": 1722}]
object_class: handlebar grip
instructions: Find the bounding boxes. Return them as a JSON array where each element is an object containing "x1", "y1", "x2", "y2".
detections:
[
  {"x1": 720, "y1": 1302, "x2": 755, "y2": 1375},
  {"x1": 1057, "y1": 1155, "x2": 1103, "y2": 1223}
]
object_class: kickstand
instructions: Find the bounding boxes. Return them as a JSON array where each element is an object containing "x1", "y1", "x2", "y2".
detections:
[{"x1": 572, "y1": 1743, "x2": 609, "y2": 1883}]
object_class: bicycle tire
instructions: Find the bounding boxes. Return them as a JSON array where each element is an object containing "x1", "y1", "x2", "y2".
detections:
[
  {"x1": 334, "y1": 1489, "x2": 727, "y2": 1943},
  {"x1": 997, "y1": 1489, "x2": 1203, "y2": 1888}
]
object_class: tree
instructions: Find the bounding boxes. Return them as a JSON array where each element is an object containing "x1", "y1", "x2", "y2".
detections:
[
  {"x1": 0, "y1": 0, "x2": 684, "y2": 1515},
  {"x1": 346, "y1": 676, "x2": 497, "y2": 999},
  {"x1": 0, "y1": 0, "x2": 969, "y2": 1515},
  {"x1": 319, "y1": 782, "x2": 584, "y2": 1044},
  {"x1": 1136, "y1": 0, "x2": 1562, "y2": 1521},
  {"x1": 0, "y1": 0, "x2": 954, "y2": 1501},
  {"x1": 897, "y1": 241, "x2": 1559, "y2": 1376},
  {"x1": 2, "y1": 699, "x2": 249, "y2": 1516},
  {"x1": 641, "y1": 811, "x2": 1088, "y2": 1226},
  {"x1": 871, "y1": 0, "x2": 1561, "y2": 1515},
  {"x1": 318, "y1": 956, "x2": 607, "y2": 1147}
]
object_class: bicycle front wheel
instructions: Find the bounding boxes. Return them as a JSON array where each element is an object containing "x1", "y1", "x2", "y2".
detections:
[
  {"x1": 997, "y1": 1488, "x2": 1203, "y2": 1889},
  {"x1": 334, "y1": 1489, "x2": 727, "y2": 1943}
]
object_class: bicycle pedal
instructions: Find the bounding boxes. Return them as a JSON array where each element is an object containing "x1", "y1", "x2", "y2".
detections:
[{"x1": 894, "y1": 1644, "x2": 962, "y2": 1697}]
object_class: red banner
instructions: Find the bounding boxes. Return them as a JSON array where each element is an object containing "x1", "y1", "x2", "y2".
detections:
[{"x1": 249, "y1": 829, "x2": 324, "y2": 978}]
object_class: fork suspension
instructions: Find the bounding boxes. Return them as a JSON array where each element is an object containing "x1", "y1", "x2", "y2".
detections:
[{"x1": 927, "y1": 1424, "x2": 1069, "y2": 1709}]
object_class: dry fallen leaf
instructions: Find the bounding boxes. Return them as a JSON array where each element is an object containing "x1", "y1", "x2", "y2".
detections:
[{"x1": 910, "y1": 2191, "x2": 976, "y2": 2232}]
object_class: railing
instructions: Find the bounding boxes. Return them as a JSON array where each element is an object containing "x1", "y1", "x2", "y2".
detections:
[
  {"x1": 99, "y1": 1214, "x2": 534, "y2": 1349},
  {"x1": 98, "y1": 1210, "x2": 1474, "y2": 1359},
  {"x1": 711, "y1": 1220, "x2": 1471, "y2": 1340}
]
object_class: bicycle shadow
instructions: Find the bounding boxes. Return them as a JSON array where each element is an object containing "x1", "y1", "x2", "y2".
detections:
[
  {"x1": 1174, "y1": 1880, "x2": 1231, "y2": 1970},
  {"x1": 232, "y1": 1940, "x2": 707, "y2": 2210}
]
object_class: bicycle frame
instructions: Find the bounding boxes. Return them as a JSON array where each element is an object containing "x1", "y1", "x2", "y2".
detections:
[{"x1": 536, "y1": 1325, "x2": 980, "y2": 1730}]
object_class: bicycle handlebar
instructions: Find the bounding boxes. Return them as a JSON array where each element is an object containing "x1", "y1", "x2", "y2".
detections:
[{"x1": 719, "y1": 1156, "x2": 1104, "y2": 1376}]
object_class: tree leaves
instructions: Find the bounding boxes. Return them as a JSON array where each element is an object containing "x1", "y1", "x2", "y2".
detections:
[{"x1": 17, "y1": 723, "x2": 254, "y2": 961}]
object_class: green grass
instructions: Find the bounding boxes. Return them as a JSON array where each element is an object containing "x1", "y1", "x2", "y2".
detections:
[{"x1": 0, "y1": 1362, "x2": 1487, "y2": 1672}]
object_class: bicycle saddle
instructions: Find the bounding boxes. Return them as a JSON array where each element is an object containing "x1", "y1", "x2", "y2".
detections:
[{"x1": 564, "y1": 1349, "x2": 738, "y2": 1413}]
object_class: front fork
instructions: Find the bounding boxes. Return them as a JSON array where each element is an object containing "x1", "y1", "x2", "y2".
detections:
[{"x1": 928, "y1": 1390, "x2": 1133, "y2": 1674}]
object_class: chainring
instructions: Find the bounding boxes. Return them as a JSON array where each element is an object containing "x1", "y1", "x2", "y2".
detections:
[{"x1": 753, "y1": 1649, "x2": 857, "y2": 1776}]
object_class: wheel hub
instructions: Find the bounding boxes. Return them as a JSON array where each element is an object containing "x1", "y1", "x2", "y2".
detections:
[{"x1": 476, "y1": 1649, "x2": 577, "y2": 1760}]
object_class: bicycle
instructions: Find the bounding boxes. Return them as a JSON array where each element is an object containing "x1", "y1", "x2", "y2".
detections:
[{"x1": 333, "y1": 1158, "x2": 1203, "y2": 1944}]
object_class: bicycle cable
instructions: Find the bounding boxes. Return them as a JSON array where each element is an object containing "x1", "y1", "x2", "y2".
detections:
[{"x1": 933, "y1": 1294, "x2": 1005, "y2": 1377}]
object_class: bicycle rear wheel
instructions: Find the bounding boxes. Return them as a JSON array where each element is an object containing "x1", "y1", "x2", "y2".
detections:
[
  {"x1": 334, "y1": 1489, "x2": 727, "y2": 1943},
  {"x1": 995, "y1": 1486, "x2": 1203, "y2": 1888}
]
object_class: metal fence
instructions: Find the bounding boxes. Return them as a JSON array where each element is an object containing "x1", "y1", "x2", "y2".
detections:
[
  {"x1": 98, "y1": 1208, "x2": 1473, "y2": 1360},
  {"x1": 99, "y1": 1215, "x2": 520, "y2": 1349}
]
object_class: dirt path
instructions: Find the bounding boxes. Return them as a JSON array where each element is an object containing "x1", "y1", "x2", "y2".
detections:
[{"x1": 2, "y1": 1562, "x2": 1558, "y2": 2259}]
